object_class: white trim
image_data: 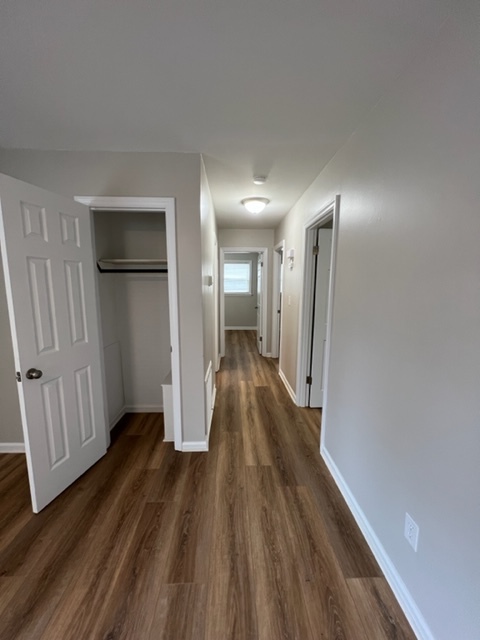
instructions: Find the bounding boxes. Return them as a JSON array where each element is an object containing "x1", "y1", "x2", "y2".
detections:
[
  {"x1": 265, "y1": 352, "x2": 273, "y2": 358},
  {"x1": 209, "y1": 386, "x2": 217, "y2": 441},
  {"x1": 271, "y1": 240, "x2": 285, "y2": 359},
  {"x1": 124, "y1": 404, "x2": 163, "y2": 413},
  {"x1": 225, "y1": 325, "x2": 257, "y2": 330},
  {"x1": 0, "y1": 443, "x2": 25, "y2": 453},
  {"x1": 220, "y1": 247, "x2": 269, "y2": 357},
  {"x1": 321, "y1": 445, "x2": 435, "y2": 640},
  {"x1": 182, "y1": 440, "x2": 209, "y2": 452},
  {"x1": 278, "y1": 368, "x2": 296, "y2": 403},
  {"x1": 204, "y1": 360, "x2": 216, "y2": 441},
  {"x1": 75, "y1": 196, "x2": 183, "y2": 452},
  {"x1": 109, "y1": 407, "x2": 126, "y2": 431},
  {"x1": 216, "y1": 353, "x2": 222, "y2": 371},
  {"x1": 213, "y1": 235, "x2": 220, "y2": 373},
  {"x1": 75, "y1": 196, "x2": 175, "y2": 210},
  {"x1": 296, "y1": 196, "x2": 340, "y2": 436}
]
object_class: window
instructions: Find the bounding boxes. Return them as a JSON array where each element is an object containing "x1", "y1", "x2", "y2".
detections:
[{"x1": 224, "y1": 261, "x2": 252, "y2": 295}]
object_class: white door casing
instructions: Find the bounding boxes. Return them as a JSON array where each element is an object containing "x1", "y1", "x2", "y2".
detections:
[
  {"x1": 0, "y1": 174, "x2": 108, "y2": 513},
  {"x1": 271, "y1": 240, "x2": 285, "y2": 360},
  {"x1": 219, "y1": 247, "x2": 269, "y2": 358},
  {"x1": 309, "y1": 229, "x2": 333, "y2": 407},
  {"x1": 256, "y1": 253, "x2": 263, "y2": 354},
  {"x1": 75, "y1": 195, "x2": 183, "y2": 452},
  {"x1": 296, "y1": 195, "x2": 340, "y2": 442}
]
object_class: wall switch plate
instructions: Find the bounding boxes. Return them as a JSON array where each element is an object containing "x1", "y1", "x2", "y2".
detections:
[{"x1": 404, "y1": 512, "x2": 419, "y2": 552}]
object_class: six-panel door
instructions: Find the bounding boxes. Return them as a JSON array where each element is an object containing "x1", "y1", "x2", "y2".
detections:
[{"x1": 0, "y1": 173, "x2": 107, "y2": 513}]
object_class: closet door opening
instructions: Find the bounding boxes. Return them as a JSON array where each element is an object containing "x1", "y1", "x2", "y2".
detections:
[{"x1": 76, "y1": 196, "x2": 182, "y2": 451}]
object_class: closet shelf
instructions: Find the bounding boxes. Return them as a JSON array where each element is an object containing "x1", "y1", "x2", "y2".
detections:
[{"x1": 97, "y1": 258, "x2": 168, "y2": 273}]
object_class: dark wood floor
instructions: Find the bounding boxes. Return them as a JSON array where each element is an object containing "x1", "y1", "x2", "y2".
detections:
[{"x1": 0, "y1": 330, "x2": 414, "y2": 639}]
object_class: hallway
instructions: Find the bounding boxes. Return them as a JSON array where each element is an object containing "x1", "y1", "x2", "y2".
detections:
[{"x1": 0, "y1": 330, "x2": 414, "y2": 639}]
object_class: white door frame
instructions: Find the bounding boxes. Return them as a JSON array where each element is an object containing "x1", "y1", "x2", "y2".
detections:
[
  {"x1": 75, "y1": 196, "x2": 183, "y2": 451},
  {"x1": 219, "y1": 247, "x2": 269, "y2": 357},
  {"x1": 271, "y1": 240, "x2": 285, "y2": 359},
  {"x1": 296, "y1": 196, "x2": 340, "y2": 448},
  {"x1": 213, "y1": 235, "x2": 221, "y2": 372}
]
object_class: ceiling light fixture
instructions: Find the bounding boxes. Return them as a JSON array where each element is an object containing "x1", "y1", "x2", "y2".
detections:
[
  {"x1": 253, "y1": 175, "x2": 267, "y2": 185},
  {"x1": 241, "y1": 197, "x2": 270, "y2": 214}
]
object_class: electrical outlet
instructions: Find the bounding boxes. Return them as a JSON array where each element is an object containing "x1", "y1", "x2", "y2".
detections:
[{"x1": 404, "y1": 513, "x2": 419, "y2": 552}]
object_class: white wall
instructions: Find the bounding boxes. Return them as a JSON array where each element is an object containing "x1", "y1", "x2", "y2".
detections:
[
  {"x1": 115, "y1": 275, "x2": 170, "y2": 411},
  {"x1": 0, "y1": 251, "x2": 23, "y2": 443},
  {"x1": 224, "y1": 252, "x2": 258, "y2": 328},
  {"x1": 219, "y1": 229, "x2": 274, "y2": 352},
  {"x1": 0, "y1": 151, "x2": 207, "y2": 446},
  {"x1": 275, "y1": 9, "x2": 480, "y2": 640},
  {"x1": 200, "y1": 159, "x2": 218, "y2": 439},
  {"x1": 94, "y1": 210, "x2": 167, "y2": 260}
]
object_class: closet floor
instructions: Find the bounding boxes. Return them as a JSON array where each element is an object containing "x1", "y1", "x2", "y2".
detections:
[{"x1": 0, "y1": 330, "x2": 414, "y2": 639}]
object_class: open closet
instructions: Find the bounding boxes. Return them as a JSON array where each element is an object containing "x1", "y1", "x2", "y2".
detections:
[
  {"x1": 0, "y1": 174, "x2": 182, "y2": 512},
  {"x1": 92, "y1": 209, "x2": 173, "y2": 439}
]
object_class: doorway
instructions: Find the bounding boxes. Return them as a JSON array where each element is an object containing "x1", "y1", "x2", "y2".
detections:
[
  {"x1": 219, "y1": 247, "x2": 269, "y2": 357},
  {"x1": 296, "y1": 197, "x2": 340, "y2": 445},
  {"x1": 271, "y1": 240, "x2": 285, "y2": 360},
  {"x1": 75, "y1": 196, "x2": 182, "y2": 451}
]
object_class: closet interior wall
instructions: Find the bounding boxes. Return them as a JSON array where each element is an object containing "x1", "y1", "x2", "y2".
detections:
[{"x1": 93, "y1": 210, "x2": 171, "y2": 428}]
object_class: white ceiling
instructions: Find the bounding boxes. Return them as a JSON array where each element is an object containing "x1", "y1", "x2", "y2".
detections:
[{"x1": 0, "y1": 0, "x2": 451, "y2": 228}]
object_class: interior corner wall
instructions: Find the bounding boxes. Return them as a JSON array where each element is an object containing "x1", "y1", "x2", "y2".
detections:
[
  {"x1": 275, "y1": 11, "x2": 480, "y2": 640},
  {"x1": 0, "y1": 150, "x2": 207, "y2": 445},
  {"x1": 0, "y1": 250, "x2": 23, "y2": 443}
]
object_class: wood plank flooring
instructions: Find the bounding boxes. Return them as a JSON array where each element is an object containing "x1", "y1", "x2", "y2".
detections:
[{"x1": 0, "y1": 330, "x2": 415, "y2": 639}]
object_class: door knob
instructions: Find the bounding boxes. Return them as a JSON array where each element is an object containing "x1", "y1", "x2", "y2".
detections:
[{"x1": 25, "y1": 368, "x2": 43, "y2": 380}]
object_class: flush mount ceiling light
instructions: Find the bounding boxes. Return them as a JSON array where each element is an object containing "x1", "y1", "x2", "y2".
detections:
[
  {"x1": 241, "y1": 197, "x2": 270, "y2": 214},
  {"x1": 253, "y1": 175, "x2": 267, "y2": 185}
]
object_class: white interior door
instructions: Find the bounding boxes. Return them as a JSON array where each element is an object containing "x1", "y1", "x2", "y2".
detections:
[
  {"x1": 0, "y1": 173, "x2": 108, "y2": 513},
  {"x1": 309, "y1": 229, "x2": 333, "y2": 407},
  {"x1": 256, "y1": 253, "x2": 263, "y2": 354}
]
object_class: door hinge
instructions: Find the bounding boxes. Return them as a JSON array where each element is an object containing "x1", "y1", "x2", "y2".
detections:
[
  {"x1": 259, "y1": 336, "x2": 263, "y2": 342},
  {"x1": 313, "y1": 245, "x2": 319, "y2": 256},
  {"x1": 261, "y1": 261, "x2": 264, "y2": 267},
  {"x1": 306, "y1": 375, "x2": 312, "y2": 384},
  {"x1": 16, "y1": 371, "x2": 22, "y2": 382}
]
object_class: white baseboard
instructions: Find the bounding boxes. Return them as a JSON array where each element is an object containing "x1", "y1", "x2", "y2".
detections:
[
  {"x1": 182, "y1": 440, "x2": 209, "y2": 452},
  {"x1": 207, "y1": 385, "x2": 217, "y2": 443},
  {"x1": 321, "y1": 445, "x2": 435, "y2": 640},
  {"x1": 110, "y1": 405, "x2": 163, "y2": 431},
  {"x1": 265, "y1": 352, "x2": 272, "y2": 357},
  {"x1": 124, "y1": 404, "x2": 163, "y2": 413},
  {"x1": 0, "y1": 443, "x2": 25, "y2": 453},
  {"x1": 279, "y1": 368, "x2": 297, "y2": 403},
  {"x1": 225, "y1": 326, "x2": 257, "y2": 330},
  {"x1": 109, "y1": 407, "x2": 126, "y2": 430},
  {"x1": 216, "y1": 354, "x2": 221, "y2": 371}
]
